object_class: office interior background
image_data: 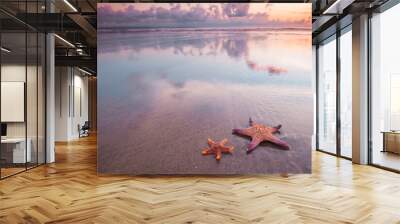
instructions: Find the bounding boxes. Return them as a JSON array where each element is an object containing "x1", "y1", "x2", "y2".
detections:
[
  {"x1": 0, "y1": 0, "x2": 400, "y2": 223},
  {"x1": 0, "y1": 0, "x2": 97, "y2": 178},
  {"x1": 314, "y1": 0, "x2": 400, "y2": 172}
]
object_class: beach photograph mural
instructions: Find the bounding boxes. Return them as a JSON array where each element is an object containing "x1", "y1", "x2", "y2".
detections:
[{"x1": 97, "y1": 3, "x2": 312, "y2": 174}]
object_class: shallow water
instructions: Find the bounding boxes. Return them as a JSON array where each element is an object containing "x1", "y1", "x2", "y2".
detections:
[{"x1": 98, "y1": 29, "x2": 313, "y2": 174}]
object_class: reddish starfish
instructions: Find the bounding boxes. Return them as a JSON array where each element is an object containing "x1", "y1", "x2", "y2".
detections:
[
  {"x1": 232, "y1": 118, "x2": 290, "y2": 153},
  {"x1": 202, "y1": 138, "x2": 234, "y2": 161}
]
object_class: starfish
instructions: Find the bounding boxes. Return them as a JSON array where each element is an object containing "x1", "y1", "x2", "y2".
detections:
[
  {"x1": 202, "y1": 138, "x2": 234, "y2": 161},
  {"x1": 232, "y1": 118, "x2": 290, "y2": 153}
]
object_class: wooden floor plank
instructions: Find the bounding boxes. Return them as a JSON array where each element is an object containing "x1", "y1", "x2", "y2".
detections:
[{"x1": 0, "y1": 134, "x2": 400, "y2": 223}]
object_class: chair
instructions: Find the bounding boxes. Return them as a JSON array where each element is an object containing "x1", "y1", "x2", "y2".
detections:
[{"x1": 78, "y1": 121, "x2": 90, "y2": 138}]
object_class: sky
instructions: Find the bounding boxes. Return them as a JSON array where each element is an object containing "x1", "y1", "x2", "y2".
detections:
[{"x1": 98, "y1": 3, "x2": 311, "y2": 29}]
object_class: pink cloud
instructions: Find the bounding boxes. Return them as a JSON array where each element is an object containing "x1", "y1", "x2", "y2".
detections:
[
  {"x1": 97, "y1": 3, "x2": 310, "y2": 29},
  {"x1": 222, "y1": 4, "x2": 250, "y2": 17}
]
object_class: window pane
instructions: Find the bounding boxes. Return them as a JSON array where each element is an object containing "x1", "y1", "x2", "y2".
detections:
[
  {"x1": 340, "y1": 29, "x2": 352, "y2": 158},
  {"x1": 371, "y1": 4, "x2": 400, "y2": 171},
  {"x1": 318, "y1": 37, "x2": 337, "y2": 154}
]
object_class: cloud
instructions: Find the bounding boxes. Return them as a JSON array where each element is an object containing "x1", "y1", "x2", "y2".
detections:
[
  {"x1": 222, "y1": 4, "x2": 249, "y2": 17},
  {"x1": 97, "y1": 4, "x2": 113, "y2": 16},
  {"x1": 98, "y1": 3, "x2": 310, "y2": 29},
  {"x1": 98, "y1": 4, "x2": 220, "y2": 26}
]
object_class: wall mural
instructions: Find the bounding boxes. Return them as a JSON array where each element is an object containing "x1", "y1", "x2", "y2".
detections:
[{"x1": 97, "y1": 3, "x2": 312, "y2": 174}]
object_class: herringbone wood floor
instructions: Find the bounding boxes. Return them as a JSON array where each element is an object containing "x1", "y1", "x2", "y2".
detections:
[{"x1": 1, "y1": 134, "x2": 400, "y2": 224}]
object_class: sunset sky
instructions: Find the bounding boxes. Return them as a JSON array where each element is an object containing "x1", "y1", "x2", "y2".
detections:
[{"x1": 98, "y1": 3, "x2": 311, "y2": 29}]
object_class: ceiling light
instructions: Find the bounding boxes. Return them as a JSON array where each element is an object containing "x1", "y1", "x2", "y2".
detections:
[
  {"x1": 78, "y1": 67, "x2": 93, "y2": 76},
  {"x1": 63, "y1": 0, "x2": 78, "y2": 12},
  {"x1": 323, "y1": 1, "x2": 341, "y2": 14},
  {"x1": 323, "y1": 0, "x2": 355, "y2": 15},
  {"x1": 1, "y1": 47, "x2": 11, "y2": 53},
  {"x1": 54, "y1": 34, "x2": 75, "y2": 48},
  {"x1": 76, "y1": 48, "x2": 85, "y2": 55}
]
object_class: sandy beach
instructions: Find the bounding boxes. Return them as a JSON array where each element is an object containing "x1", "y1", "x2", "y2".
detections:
[{"x1": 98, "y1": 29, "x2": 312, "y2": 174}]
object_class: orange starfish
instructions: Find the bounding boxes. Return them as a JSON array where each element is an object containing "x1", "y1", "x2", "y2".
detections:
[
  {"x1": 202, "y1": 138, "x2": 234, "y2": 161},
  {"x1": 232, "y1": 118, "x2": 290, "y2": 153}
]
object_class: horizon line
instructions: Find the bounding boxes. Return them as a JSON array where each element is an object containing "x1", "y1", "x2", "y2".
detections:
[{"x1": 97, "y1": 26, "x2": 311, "y2": 30}]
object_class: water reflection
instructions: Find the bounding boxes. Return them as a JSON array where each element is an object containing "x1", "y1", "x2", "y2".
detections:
[{"x1": 99, "y1": 29, "x2": 310, "y2": 75}]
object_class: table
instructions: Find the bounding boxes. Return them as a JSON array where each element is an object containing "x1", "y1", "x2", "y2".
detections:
[
  {"x1": 1, "y1": 138, "x2": 31, "y2": 163},
  {"x1": 381, "y1": 131, "x2": 400, "y2": 154}
]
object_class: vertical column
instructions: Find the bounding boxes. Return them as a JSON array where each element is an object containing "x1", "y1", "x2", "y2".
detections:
[
  {"x1": 352, "y1": 14, "x2": 369, "y2": 164},
  {"x1": 46, "y1": 33, "x2": 55, "y2": 163},
  {"x1": 46, "y1": 1, "x2": 55, "y2": 163}
]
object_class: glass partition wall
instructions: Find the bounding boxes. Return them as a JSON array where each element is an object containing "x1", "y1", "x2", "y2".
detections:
[
  {"x1": 316, "y1": 26, "x2": 352, "y2": 159},
  {"x1": 370, "y1": 3, "x2": 400, "y2": 171},
  {"x1": 0, "y1": 30, "x2": 27, "y2": 177},
  {"x1": 0, "y1": 2, "x2": 46, "y2": 179}
]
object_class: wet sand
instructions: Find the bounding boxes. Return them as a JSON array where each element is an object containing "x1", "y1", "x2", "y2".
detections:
[{"x1": 98, "y1": 30, "x2": 312, "y2": 174}]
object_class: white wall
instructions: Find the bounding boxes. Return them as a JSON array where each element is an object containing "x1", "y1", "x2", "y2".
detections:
[
  {"x1": 1, "y1": 65, "x2": 26, "y2": 140},
  {"x1": 55, "y1": 66, "x2": 89, "y2": 141},
  {"x1": 55, "y1": 66, "x2": 70, "y2": 141},
  {"x1": 1, "y1": 65, "x2": 38, "y2": 138},
  {"x1": 69, "y1": 72, "x2": 89, "y2": 139}
]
